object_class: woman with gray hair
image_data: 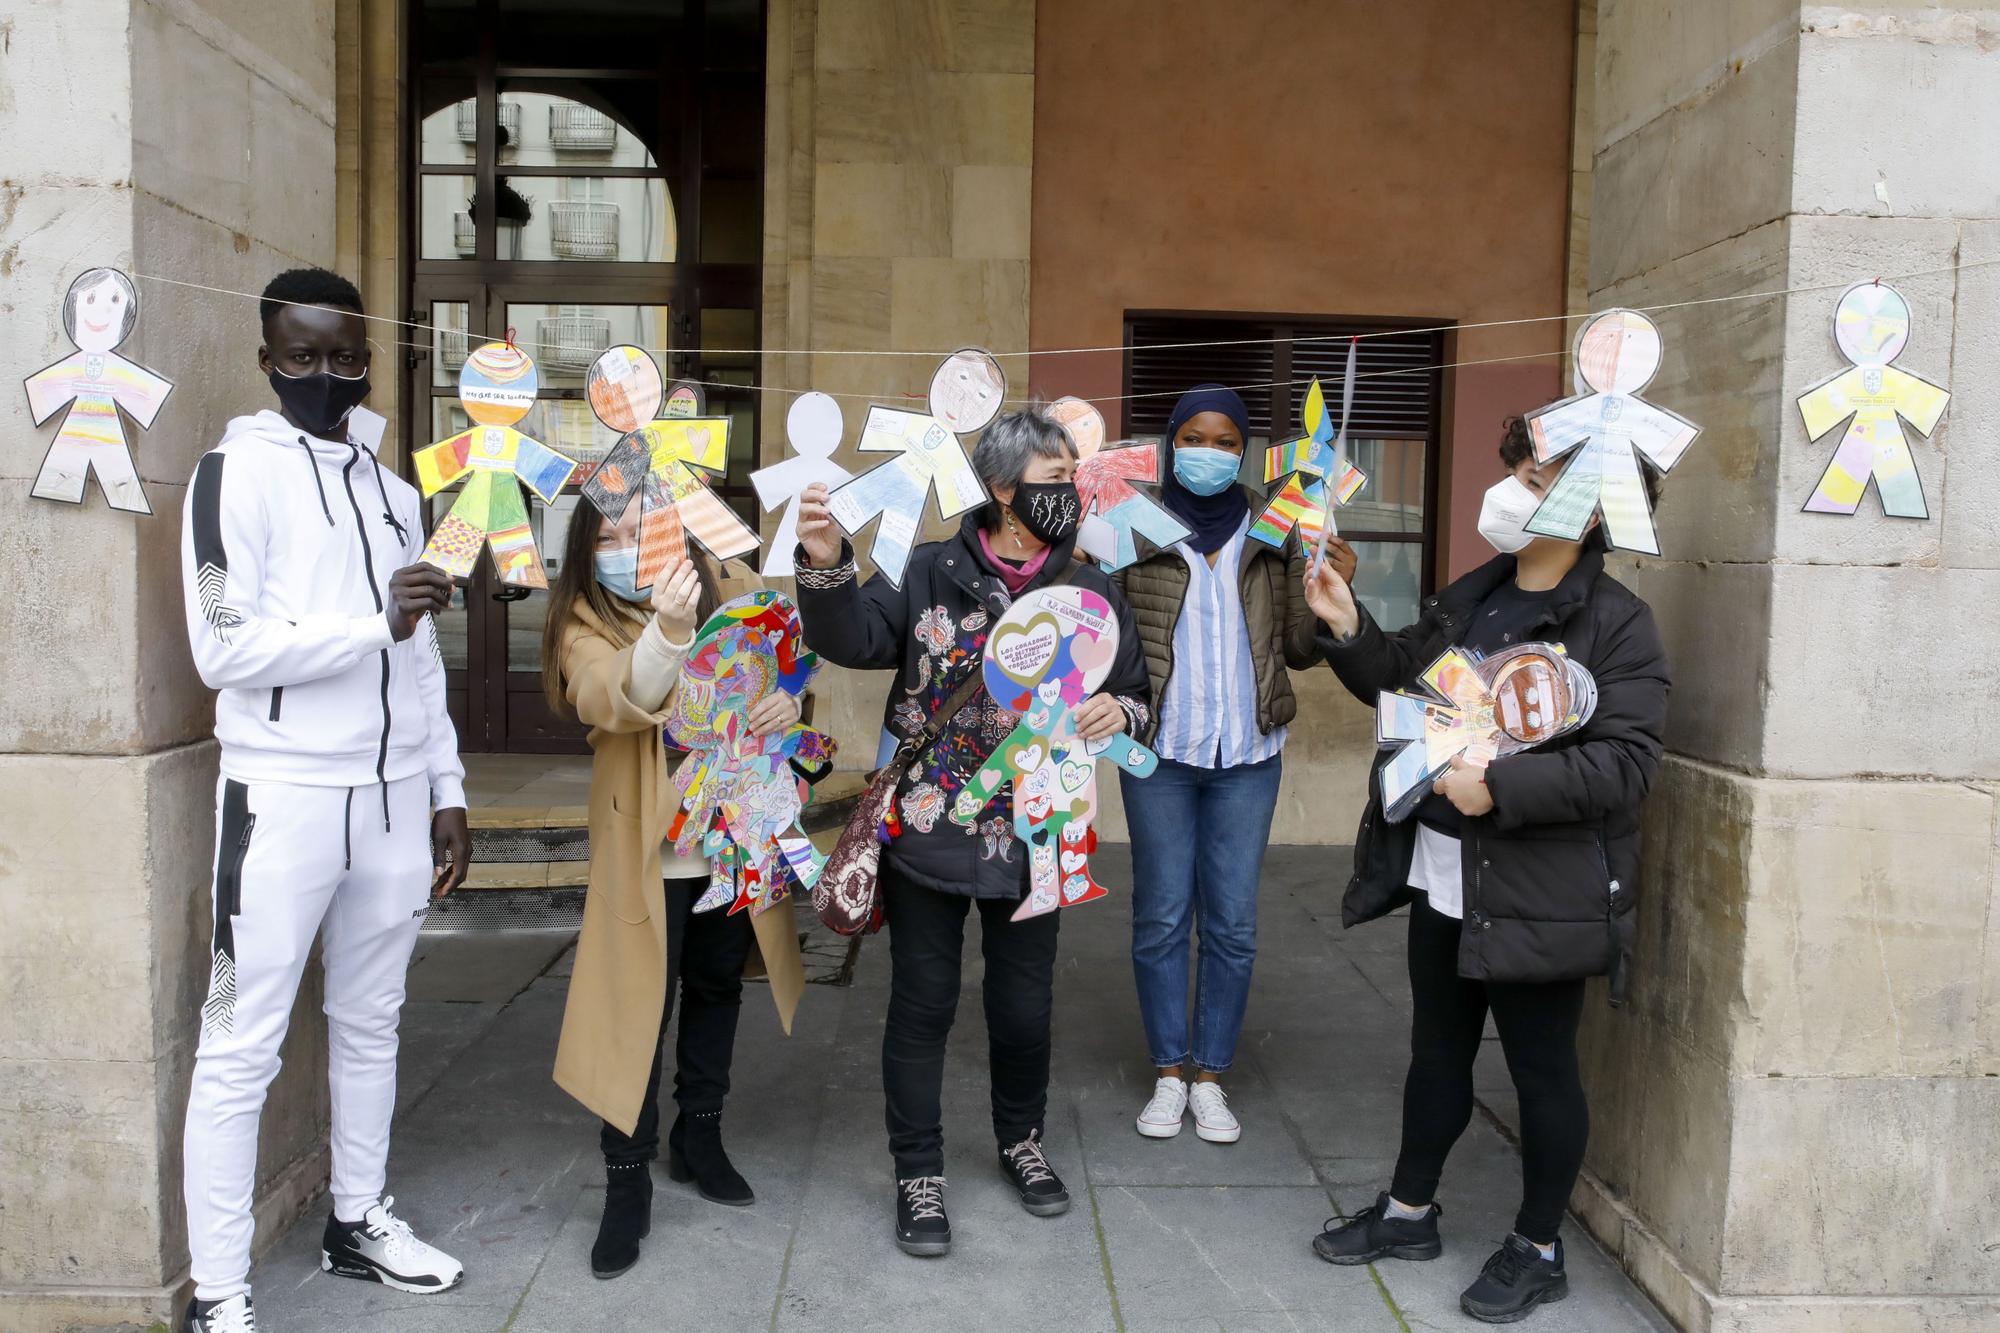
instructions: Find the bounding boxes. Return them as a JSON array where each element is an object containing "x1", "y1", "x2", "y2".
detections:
[{"x1": 794, "y1": 405, "x2": 1153, "y2": 1259}]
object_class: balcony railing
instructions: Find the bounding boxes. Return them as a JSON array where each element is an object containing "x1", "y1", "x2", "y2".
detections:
[
  {"x1": 452, "y1": 212, "x2": 475, "y2": 256},
  {"x1": 453, "y1": 98, "x2": 521, "y2": 147},
  {"x1": 436, "y1": 328, "x2": 471, "y2": 372},
  {"x1": 549, "y1": 104, "x2": 617, "y2": 152},
  {"x1": 547, "y1": 200, "x2": 620, "y2": 260},
  {"x1": 535, "y1": 313, "x2": 613, "y2": 372}
]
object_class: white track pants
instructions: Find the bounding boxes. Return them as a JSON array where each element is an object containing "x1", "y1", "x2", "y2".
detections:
[{"x1": 183, "y1": 773, "x2": 432, "y2": 1299}]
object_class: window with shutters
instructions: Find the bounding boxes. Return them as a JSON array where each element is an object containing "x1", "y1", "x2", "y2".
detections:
[{"x1": 1123, "y1": 311, "x2": 1445, "y2": 630}]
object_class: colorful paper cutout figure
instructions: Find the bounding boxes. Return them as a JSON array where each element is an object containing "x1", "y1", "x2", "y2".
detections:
[
  {"x1": 1522, "y1": 309, "x2": 1698, "y2": 556},
  {"x1": 25, "y1": 268, "x2": 174, "y2": 515},
  {"x1": 948, "y1": 587, "x2": 1159, "y2": 920},
  {"x1": 1375, "y1": 643, "x2": 1598, "y2": 823},
  {"x1": 1251, "y1": 375, "x2": 1367, "y2": 550},
  {"x1": 665, "y1": 592, "x2": 836, "y2": 915},
  {"x1": 751, "y1": 391, "x2": 856, "y2": 578},
  {"x1": 826, "y1": 347, "x2": 1000, "y2": 589},
  {"x1": 1054, "y1": 396, "x2": 1192, "y2": 571},
  {"x1": 579, "y1": 345, "x2": 761, "y2": 590},
  {"x1": 413, "y1": 342, "x2": 577, "y2": 587},
  {"x1": 1797, "y1": 281, "x2": 1948, "y2": 519}
]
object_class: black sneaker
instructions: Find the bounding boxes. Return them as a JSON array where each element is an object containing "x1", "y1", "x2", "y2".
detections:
[
  {"x1": 182, "y1": 1294, "x2": 256, "y2": 1333},
  {"x1": 1311, "y1": 1191, "x2": 1443, "y2": 1265},
  {"x1": 1460, "y1": 1234, "x2": 1568, "y2": 1323},
  {"x1": 998, "y1": 1130, "x2": 1071, "y2": 1217},
  {"x1": 894, "y1": 1175, "x2": 951, "y2": 1257}
]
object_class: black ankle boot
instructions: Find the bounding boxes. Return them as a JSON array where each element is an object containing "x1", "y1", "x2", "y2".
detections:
[
  {"x1": 667, "y1": 1109, "x2": 754, "y2": 1207},
  {"x1": 590, "y1": 1162, "x2": 653, "y2": 1279}
]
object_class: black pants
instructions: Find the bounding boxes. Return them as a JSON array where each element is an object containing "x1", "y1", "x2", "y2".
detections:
[
  {"x1": 881, "y1": 870, "x2": 1061, "y2": 1177},
  {"x1": 600, "y1": 876, "x2": 756, "y2": 1166},
  {"x1": 1390, "y1": 899, "x2": 1588, "y2": 1245}
]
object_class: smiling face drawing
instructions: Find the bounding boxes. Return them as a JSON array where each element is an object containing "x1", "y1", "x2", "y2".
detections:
[
  {"x1": 928, "y1": 348, "x2": 1006, "y2": 434},
  {"x1": 65, "y1": 269, "x2": 140, "y2": 354}
]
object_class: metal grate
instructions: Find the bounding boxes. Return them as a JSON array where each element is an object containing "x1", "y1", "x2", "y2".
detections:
[
  {"x1": 535, "y1": 313, "x2": 613, "y2": 371},
  {"x1": 451, "y1": 211, "x2": 475, "y2": 256},
  {"x1": 547, "y1": 200, "x2": 621, "y2": 259},
  {"x1": 422, "y1": 888, "x2": 584, "y2": 934},
  {"x1": 549, "y1": 103, "x2": 617, "y2": 152},
  {"x1": 453, "y1": 98, "x2": 522, "y2": 146}
]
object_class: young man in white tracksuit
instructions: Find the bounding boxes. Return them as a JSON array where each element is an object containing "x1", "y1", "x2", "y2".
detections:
[{"x1": 178, "y1": 268, "x2": 473, "y2": 1333}]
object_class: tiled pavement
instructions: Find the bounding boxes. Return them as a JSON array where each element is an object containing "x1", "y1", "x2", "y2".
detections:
[{"x1": 248, "y1": 847, "x2": 1672, "y2": 1332}]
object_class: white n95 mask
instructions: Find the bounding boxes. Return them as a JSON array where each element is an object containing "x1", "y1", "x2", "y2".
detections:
[{"x1": 1478, "y1": 475, "x2": 1543, "y2": 554}]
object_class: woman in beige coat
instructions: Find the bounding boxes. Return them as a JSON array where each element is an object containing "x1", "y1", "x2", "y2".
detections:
[{"x1": 539, "y1": 500, "x2": 804, "y2": 1280}]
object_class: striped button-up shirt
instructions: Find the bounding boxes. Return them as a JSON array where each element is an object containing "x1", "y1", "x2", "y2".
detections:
[{"x1": 1154, "y1": 518, "x2": 1287, "y2": 768}]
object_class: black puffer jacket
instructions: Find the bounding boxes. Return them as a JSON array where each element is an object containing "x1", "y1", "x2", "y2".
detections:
[
  {"x1": 1321, "y1": 548, "x2": 1670, "y2": 1001},
  {"x1": 796, "y1": 515, "x2": 1154, "y2": 900}
]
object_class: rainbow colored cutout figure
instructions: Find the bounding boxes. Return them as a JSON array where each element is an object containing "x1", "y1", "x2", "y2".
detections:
[
  {"x1": 25, "y1": 268, "x2": 174, "y2": 515},
  {"x1": 666, "y1": 592, "x2": 836, "y2": 916},
  {"x1": 1251, "y1": 376, "x2": 1367, "y2": 550},
  {"x1": 1522, "y1": 309, "x2": 1698, "y2": 556},
  {"x1": 1797, "y1": 281, "x2": 1948, "y2": 519},
  {"x1": 948, "y1": 586, "x2": 1158, "y2": 921},
  {"x1": 1054, "y1": 396, "x2": 1192, "y2": 571},
  {"x1": 581, "y1": 346, "x2": 762, "y2": 591},
  {"x1": 413, "y1": 342, "x2": 577, "y2": 587}
]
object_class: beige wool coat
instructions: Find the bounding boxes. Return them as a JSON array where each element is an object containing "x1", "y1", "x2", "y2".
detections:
[{"x1": 551, "y1": 571, "x2": 804, "y2": 1135}]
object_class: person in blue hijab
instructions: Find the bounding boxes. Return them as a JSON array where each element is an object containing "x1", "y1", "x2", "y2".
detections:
[{"x1": 1114, "y1": 384, "x2": 1355, "y2": 1144}]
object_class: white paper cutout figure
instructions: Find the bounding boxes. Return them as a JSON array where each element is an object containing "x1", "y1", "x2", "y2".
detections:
[
  {"x1": 25, "y1": 268, "x2": 174, "y2": 515},
  {"x1": 1797, "y1": 281, "x2": 1948, "y2": 519},
  {"x1": 1055, "y1": 396, "x2": 1192, "y2": 571},
  {"x1": 751, "y1": 391, "x2": 856, "y2": 578},
  {"x1": 825, "y1": 347, "x2": 1001, "y2": 588},
  {"x1": 1522, "y1": 309, "x2": 1699, "y2": 556}
]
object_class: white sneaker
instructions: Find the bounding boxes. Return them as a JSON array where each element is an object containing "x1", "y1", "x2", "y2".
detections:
[
  {"x1": 1136, "y1": 1076, "x2": 1188, "y2": 1138},
  {"x1": 1189, "y1": 1082, "x2": 1241, "y2": 1143},
  {"x1": 321, "y1": 1196, "x2": 465, "y2": 1293},
  {"x1": 184, "y1": 1293, "x2": 257, "y2": 1333}
]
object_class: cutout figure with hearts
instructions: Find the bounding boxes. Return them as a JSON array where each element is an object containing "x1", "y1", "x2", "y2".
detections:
[
  {"x1": 580, "y1": 345, "x2": 762, "y2": 590},
  {"x1": 948, "y1": 586, "x2": 1160, "y2": 919}
]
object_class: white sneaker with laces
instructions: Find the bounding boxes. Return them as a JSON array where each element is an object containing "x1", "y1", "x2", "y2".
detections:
[
  {"x1": 1189, "y1": 1081, "x2": 1241, "y2": 1143},
  {"x1": 1136, "y1": 1076, "x2": 1189, "y2": 1138},
  {"x1": 184, "y1": 1293, "x2": 256, "y2": 1333},
  {"x1": 321, "y1": 1196, "x2": 465, "y2": 1293}
]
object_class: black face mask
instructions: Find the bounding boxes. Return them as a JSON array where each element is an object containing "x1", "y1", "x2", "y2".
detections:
[
  {"x1": 1011, "y1": 480, "x2": 1082, "y2": 545},
  {"x1": 268, "y1": 367, "x2": 372, "y2": 438}
]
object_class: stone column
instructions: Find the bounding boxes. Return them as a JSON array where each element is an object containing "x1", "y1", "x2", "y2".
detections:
[
  {"x1": 1570, "y1": 3, "x2": 2000, "y2": 1328},
  {"x1": 0, "y1": 3, "x2": 340, "y2": 1327}
]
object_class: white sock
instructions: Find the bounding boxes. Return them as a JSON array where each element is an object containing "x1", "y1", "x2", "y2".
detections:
[
  {"x1": 1528, "y1": 1236, "x2": 1556, "y2": 1260},
  {"x1": 1384, "y1": 1196, "x2": 1432, "y2": 1220}
]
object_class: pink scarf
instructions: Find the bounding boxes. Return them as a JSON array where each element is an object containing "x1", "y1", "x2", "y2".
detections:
[{"x1": 976, "y1": 528, "x2": 1051, "y2": 595}]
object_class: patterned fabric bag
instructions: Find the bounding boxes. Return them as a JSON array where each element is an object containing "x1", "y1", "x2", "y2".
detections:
[{"x1": 815, "y1": 669, "x2": 985, "y2": 936}]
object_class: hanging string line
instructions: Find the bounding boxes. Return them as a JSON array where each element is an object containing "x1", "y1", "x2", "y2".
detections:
[{"x1": 125, "y1": 256, "x2": 1992, "y2": 409}]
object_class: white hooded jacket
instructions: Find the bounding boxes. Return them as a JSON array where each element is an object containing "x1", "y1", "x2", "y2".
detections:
[{"x1": 180, "y1": 408, "x2": 466, "y2": 810}]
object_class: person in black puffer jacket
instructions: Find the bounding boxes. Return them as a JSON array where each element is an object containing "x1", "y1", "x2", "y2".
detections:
[
  {"x1": 1304, "y1": 416, "x2": 1670, "y2": 1325},
  {"x1": 792, "y1": 406, "x2": 1153, "y2": 1261}
]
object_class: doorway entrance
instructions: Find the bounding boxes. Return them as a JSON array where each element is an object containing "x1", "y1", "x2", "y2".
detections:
[{"x1": 406, "y1": 0, "x2": 764, "y2": 752}]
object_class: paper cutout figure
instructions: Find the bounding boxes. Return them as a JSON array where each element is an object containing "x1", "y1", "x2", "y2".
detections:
[
  {"x1": 1797, "y1": 281, "x2": 1948, "y2": 519},
  {"x1": 1522, "y1": 309, "x2": 1698, "y2": 556},
  {"x1": 751, "y1": 391, "x2": 856, "y2": 578},
  {"x1": 579, "y1": 345, "x2": 761, "y2": 590},
  {"x1": 1251, "y1": 376, "x2": 1367, "y2": 550},
  {"x1": 947, "y1": 587, "x2": 1159, "y2": 920},
  {"x1": 665, "y1": 592, "x2": 836, "y2": 915},
  {"x1": 826, "y1": 347, "x2": 1000, "y2": 588},
  {"x1": 1375, "y1": 643, "x2": 1598, "y2": 823},
  {"x1": 25, "y1": 268, "x2": 174, "y2": 514},
  {"x1": 1054, "y1": 396, "x2": 1192, "y2": 571},
  {"x1": 413, "y1": 342, "x2": 577, "y2": 587}
]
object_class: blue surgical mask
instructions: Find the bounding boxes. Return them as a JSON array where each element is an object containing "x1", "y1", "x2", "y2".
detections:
[
  {"x1": 1173, "y1": 445, "x2": 1241, "y2": 496},
  {"x1": 593, "y1": 548, "x2": 648, "y2": 604}
]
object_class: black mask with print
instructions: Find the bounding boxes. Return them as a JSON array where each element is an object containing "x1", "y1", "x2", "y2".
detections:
[{"x1": 1011, "y1": 480, "x2": 1081, "y2": 545}]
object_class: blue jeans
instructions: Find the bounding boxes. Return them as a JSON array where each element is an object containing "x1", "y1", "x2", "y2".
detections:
[{"x1": 1121, "y1": 754, "x2": 1283, "y2": 1074}]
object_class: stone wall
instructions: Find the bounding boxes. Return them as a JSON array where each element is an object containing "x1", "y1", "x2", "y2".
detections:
[
  {"x1": 760, "y1": 0, "x2": 1036, "y2": 763},
  {"x1": 1560, "y1": 3, "x2": 2000, "y2": 1328},
  {"x1": 0, "y1": 2, "x2": 340, "y2": 1326}
]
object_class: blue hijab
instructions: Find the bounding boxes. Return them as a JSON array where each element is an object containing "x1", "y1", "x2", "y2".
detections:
[{"x1": 1158, "y1": 383, "x2": 1252, "y2": 554}]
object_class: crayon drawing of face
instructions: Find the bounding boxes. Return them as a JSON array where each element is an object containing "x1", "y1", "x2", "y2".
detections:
[
  {"x1": 929, "y1": 349, "x2": 1006, "y2": 434},
  {"x1": 65, "y1": 269, "x2": 140, "y2": 354},
  {"x1": 1572, "y1": 309, "x2": 1662, "y2": 396}
]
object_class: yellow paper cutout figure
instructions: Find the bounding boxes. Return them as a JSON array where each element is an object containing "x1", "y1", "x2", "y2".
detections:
[
  {"x1": 1798, "y1": 281, "x2": 1948, "y2": 519},
  {"x1": 25, "y1": 269, "x2": 174, "y2": 515},
  {"x1": 412, "y1": 342, "x2": 577, "y2": 588}
]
